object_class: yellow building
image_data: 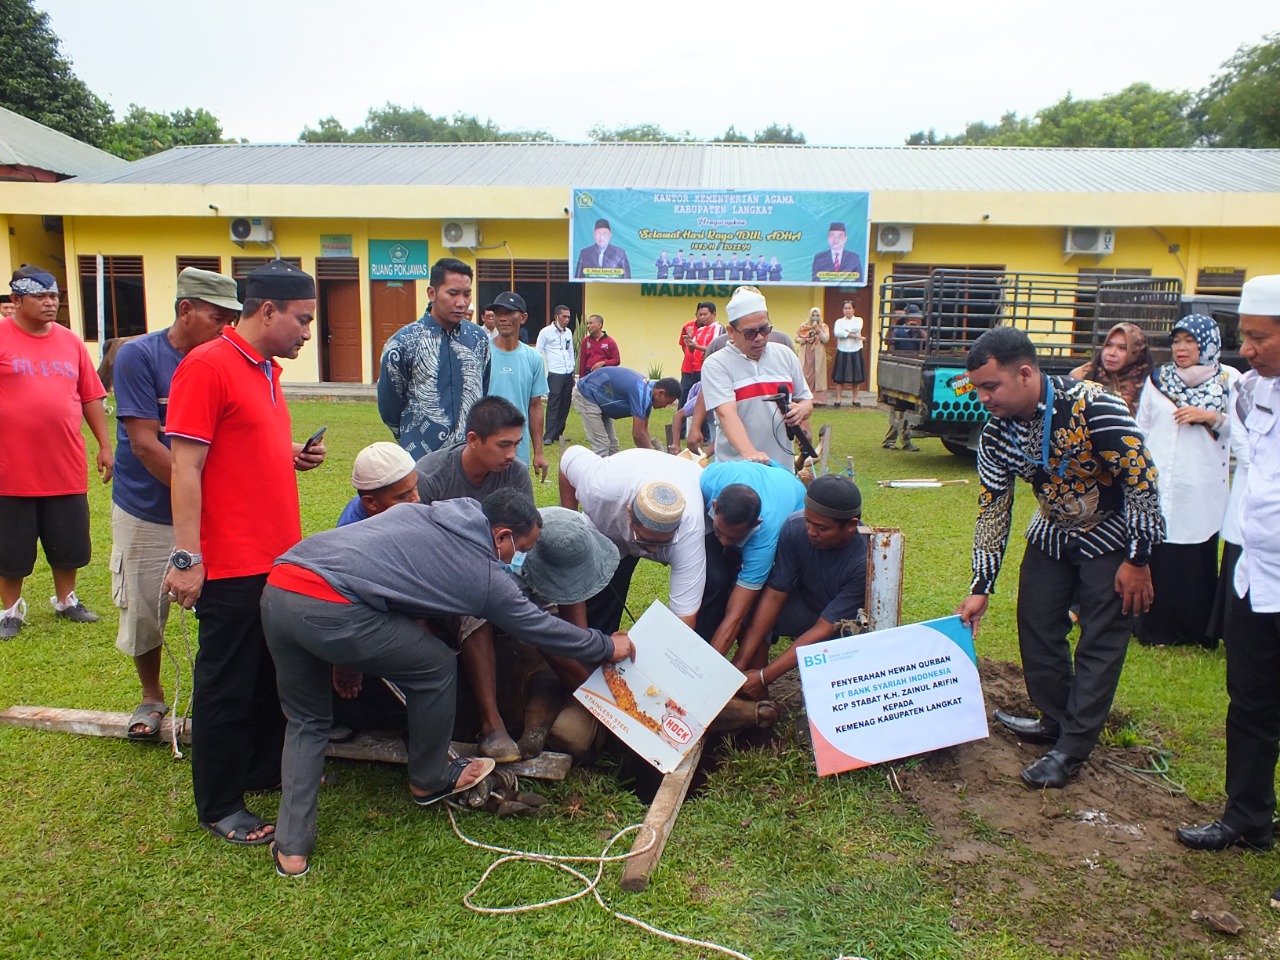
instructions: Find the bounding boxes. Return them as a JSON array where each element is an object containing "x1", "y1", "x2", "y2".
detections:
[{"x1": 2, "y1": 140, "x2": 1278, "y2": 386}]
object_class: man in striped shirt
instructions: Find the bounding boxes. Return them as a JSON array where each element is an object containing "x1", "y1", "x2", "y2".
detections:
[{"x1": 956, "y1": 327, "x2": 1164, "y2": 790}]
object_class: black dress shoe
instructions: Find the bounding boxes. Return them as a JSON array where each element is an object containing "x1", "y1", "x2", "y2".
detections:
[
  {"x1": 994, "y1": 709, "x2": 1061, "y2": 745},
  {"x1": 1021, "y1": 749, "x2": 1084, "y2": 789},
  {"x1": 1176, "y1": 820, "x2": 1274, "y2": 852}
]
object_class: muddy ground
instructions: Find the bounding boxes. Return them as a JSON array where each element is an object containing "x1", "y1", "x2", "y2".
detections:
[{"x1": 772, "y1": 658, "x2": 1280, "y2": 958}]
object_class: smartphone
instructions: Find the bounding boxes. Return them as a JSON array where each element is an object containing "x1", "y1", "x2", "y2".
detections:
[{"x1": 301, "y1": 426, "x2": 327, "y2": 454}]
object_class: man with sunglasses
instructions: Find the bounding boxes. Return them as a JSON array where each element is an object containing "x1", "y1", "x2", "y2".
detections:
[
  {"x1": 558, "y1": 446, "x2": 705, "y2": 633},
  {"x1": 956, "y1": 327, "x2": 1164, "y2": 789},
  {"x1": 700, "y1": 285, "x2": 812, "y2": 472}
]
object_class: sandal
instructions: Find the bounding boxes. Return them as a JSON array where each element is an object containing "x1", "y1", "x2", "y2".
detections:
[
  {"x1": 271, "y1": 842, "x2": 309, "y2": 878},
  {"x1": 411, "y1": 756, "x2": 496, "y2": 807},
  {"x1": 127, "y1": 701, "x2": 169, "y2": 739},
  {"x1": 199, "y1": 809, "x2": 275, "y2": 846}
]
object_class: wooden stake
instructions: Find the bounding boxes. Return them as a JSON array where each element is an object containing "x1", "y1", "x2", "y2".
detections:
[{"x1": 620, "y1": 738, "x2": 705, "y2": 892}]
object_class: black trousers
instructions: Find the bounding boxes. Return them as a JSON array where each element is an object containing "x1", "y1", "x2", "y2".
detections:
[
  {"x1": 1222, "y1": 590, "x2": 1280, "y2": 837},
  {"x1": 543, "y1": 372, "x2": 575, "y2": 444},
  {"x1": 695, "y1": 532, "x2": 742, "y2": 642},
  {"x1": 584, "y1": 553, "x2": 640, "y2": 634},
  {"x1": 1136, "y1": 536, "x2": 1219, "y2": 648},
  {"x1": 1016, "y1": 543, "x2": 1130, "y2": 760},
  {"x1": 679, "y1": 371, "x2": 701, "y2": 406},
  {"x1": 191, "y1": 574, "x2": 287, "y2": 823}
]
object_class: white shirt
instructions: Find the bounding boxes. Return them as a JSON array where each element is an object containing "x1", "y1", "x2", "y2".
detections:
[
  {"x1": 1234, "y1": 373, "x2": 1280, "y2": 611},
  {"x1": 1221, "y1": 387, "x2": 1253, "y2": 546},
  {"x1": 1135, "y1": 366, "x2": 1239, "y2": 544},
  {"x1": 833, "y1": 316, "x2": 863, "y2": 353},
  {"x1": 536, "y1": 323, "x2": 576, "y2": 376},
  {"x1": 560, "y1": 446, "x2": 706, "y2": 616},
  {"x1": 701, "y1": 341, "x2": 812, "y2": 471}
]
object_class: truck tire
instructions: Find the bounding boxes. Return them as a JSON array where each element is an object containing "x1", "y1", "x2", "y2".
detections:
[{"x1": 942, "y1": 438, "x2": 976, "y2": 457}]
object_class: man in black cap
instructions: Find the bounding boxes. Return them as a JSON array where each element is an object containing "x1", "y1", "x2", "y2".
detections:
[
  {"x1": 811, "y1": 222, "x2": 863, "y2": 282},
  {"x1": 730, "y1": 475, "x2": 867, "y2": 700},
  {"x1": 574, "y1": 219, "x2": 631, "y2": 280},
  {"x1": 163, "y1": 259, "x2": 328, "y2": 847}
]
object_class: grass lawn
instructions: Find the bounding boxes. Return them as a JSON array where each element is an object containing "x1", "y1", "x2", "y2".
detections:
[{"x1": 0, "y1": 398, "x2": 1275, "y2": 959}]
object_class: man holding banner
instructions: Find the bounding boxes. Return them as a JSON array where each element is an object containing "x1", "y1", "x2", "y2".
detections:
[{"x1": 956, "y1": 327, "x2": 1164, "y2": 790}]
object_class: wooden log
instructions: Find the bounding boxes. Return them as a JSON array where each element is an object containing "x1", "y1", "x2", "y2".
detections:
[
  {"x1": 0, "y1": 705, "x2": 570, "y2": 780},
  {"x1": 620, "y1": 738, "x2": 705, "y2": 892}
]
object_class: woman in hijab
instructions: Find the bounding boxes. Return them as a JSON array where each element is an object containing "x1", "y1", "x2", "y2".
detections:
[
  {"x1": 1069, "y1": 321, "x2": 1153, "y2": 415},
  {"x1": 796, "y1": 307, "x2": 830, "y2": 402},
  {"x1": 1135, "y1": 314, "x2": 1240, "y2": 648}
]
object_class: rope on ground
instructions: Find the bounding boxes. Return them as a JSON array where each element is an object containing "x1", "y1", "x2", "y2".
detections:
[
  {"x1": 1101, "y1": 746, "x2": 1187, "y2": 796},
  {"x1": 446, "y1": 807, "x2": 869, "y2": 960}
]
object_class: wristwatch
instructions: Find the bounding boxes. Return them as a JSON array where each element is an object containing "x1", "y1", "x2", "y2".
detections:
[{"x1": 170, "y1": 549, "x2": 203, "y2": 570}]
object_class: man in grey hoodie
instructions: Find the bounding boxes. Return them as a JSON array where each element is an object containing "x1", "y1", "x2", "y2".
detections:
[{"x1": 260, "y1": 490, "x2": 633, "y2": 876}]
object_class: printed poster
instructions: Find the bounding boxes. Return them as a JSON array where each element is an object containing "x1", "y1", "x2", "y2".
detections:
[
  {"x1": 797, "y1": 616, "x2": 988, "y2": 776},
  {"x1": 571, "y1": 187, "x2": 870, "y2": 287},
  {"x1": 575, "y1": 601, "x2": 744, "y2": 773}
]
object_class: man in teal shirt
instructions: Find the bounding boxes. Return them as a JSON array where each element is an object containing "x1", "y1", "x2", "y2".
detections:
[{"x1": 485, "y1": 292, "x2": 549, "y2": 481}]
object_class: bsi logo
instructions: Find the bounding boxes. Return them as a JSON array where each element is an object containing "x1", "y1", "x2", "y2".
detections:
[{"x1": 801, "y1": 652, "x2": 827, "y2": 668}]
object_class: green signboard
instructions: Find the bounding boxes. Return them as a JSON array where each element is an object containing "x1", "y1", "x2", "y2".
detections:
[
  {"x1": 369, "y1": 239, "x2": 430, "y2": 280},
  {"x1": 320, "y1": 234, "x2": 353, "y2": 257}
]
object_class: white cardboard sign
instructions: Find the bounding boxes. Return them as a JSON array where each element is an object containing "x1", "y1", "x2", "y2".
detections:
[
  {"x1": 797, "y1": 616, "x2": 988, "y2": 776},
  {"x1": 574, "y1": 601, "x2": 745, "y2": 773}
]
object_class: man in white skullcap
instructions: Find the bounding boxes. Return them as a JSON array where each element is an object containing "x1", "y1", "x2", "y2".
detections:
[
  {"x1": 338, "y1": 442, "x2": 421, "y2": 526},
  {"x1": 1179, "y1": 277, "x2": 1280, "y2": 891},
  {"x1": 699, "y1": 285, "x2": 813, "y2": 472}
]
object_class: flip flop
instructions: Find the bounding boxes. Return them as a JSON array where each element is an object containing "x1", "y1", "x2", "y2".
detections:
[
  {"x1": 271, "y1": 842, "x2": 309, "y2": 878},
  {"x1": 199, "y1": 809, "x2": 275, "y2": 846},
  {"x1": 411, "y1": 756, "x2": 496, "y2": 807},
  {"x1": 126, "y1": 701, "x2": 169, "y2": 739}
]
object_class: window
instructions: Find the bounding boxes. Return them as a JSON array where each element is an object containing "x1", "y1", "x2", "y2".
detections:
[
  {"x1": 176, "y1": 256, "x2": 222, "y2": 274},
  {"x1": 78, "y1": 255, "x2": 146, "y2": 340},
  {"x1": 476, "y1": 259, "x2": 581, "y2": 337},
  {"x1": 1196, "y1": 267, "x2": 1246, "y2": 295}
]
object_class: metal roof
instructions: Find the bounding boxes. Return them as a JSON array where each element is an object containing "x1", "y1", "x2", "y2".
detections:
[
  {"x1": 0, "y1": 105, "x2": 126, "y2": 178},
  {"x1": 66, "y1": 142, "x2": 1280, "y2": 193}
]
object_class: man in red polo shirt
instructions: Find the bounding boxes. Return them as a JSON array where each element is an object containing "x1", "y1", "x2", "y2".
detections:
[{"x1": 163, "y1": 260, "x2": 326, "y2": 847}]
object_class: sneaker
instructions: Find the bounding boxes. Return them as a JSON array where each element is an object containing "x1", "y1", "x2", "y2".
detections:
[
  {"x1": 52, "y1": 592, "x2": 100, "y2": 623},
  {"x1": 0, "y1": 598, "x2": 27, "y2": 640}
]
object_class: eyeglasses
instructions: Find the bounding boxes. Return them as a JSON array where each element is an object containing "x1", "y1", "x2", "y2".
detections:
[
  {"x1": 629, "y1": 526, "x2": 678, "y2": 552},
  {"x1": 736, "y1": 323, "x2": 773, "y2": 341}
]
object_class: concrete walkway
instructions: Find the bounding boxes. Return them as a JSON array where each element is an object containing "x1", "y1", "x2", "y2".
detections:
[{"x1": 283, "y1": 382, "x2": 376, "y2": 401}]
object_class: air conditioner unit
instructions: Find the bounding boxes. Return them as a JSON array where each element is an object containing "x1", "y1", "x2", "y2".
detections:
[
  {"x1": 876, "y1": 224, "x2": 914, "y2": 254},
  {"x1": 1064, "y1": 226, "x2": 1115, "y2": 256},
  {"x1": 442, "y1": 220, "x2": 480, "y2": 248},
  {"x1": 230, "y1": 217, "x2": 273, "y2": 246}
]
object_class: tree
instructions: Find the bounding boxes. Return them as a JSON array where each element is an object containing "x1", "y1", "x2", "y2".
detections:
[
  {"x1": 1193, "y1": 32, "x2": 1280, "y2": 147},
  {"x1": 904, "y1": 85, "x2": 1194, "y2": 148},
  {"x1": 0, "y1": 0, "x2": 113, "y2": 147},
  {"x1": 752, "y1": 122, "x2": 806, "y2": 144},
  {"x1": 104, "y1": 105, "x2": 226, "y2": 160},
  {"x1": 586, "y1": 122, "x2": 695, "y2": 142},
  {"x1": 299, "y1": 103, "x2": 551, "y2": 143},
  {"x1": 715, "y1": 124, "x2": 750, "y2": 143}
]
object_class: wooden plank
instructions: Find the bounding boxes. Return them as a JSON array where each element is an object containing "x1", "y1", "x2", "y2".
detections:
[
  {"x1": 620, "y1": 738, "x2": 705, "y2": 892},
  {"x1": 664, "y1": 423, "x2": 674, "y2": 452},
  {"x1": 817, "y1": 423, "x2": 832, "y2": 475},
  {"x1": 0, "y1": 705, "x2": 570, "y2": 780}
]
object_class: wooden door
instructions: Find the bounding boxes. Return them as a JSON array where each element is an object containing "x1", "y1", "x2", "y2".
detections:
[
  {"x1": 319, "y1": 279, "x2": 362, "y2": 382},
  {"x1": 823, "y1": 264, "x2": 875, "y2": 389},
  {"x1": 371, "y1": 280, "x2": 418, "y2": 379}
]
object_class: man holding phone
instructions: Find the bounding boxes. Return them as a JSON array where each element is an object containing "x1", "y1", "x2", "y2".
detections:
[{"x1": 164, "y1": 260, "x2": 327, "y2": 847}]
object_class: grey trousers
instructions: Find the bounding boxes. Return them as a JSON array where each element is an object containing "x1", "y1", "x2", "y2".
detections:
[
  {"x1": 571, "y1": 384, "x2": 620, "y2": 457},
  {"x1": 261, "y1": 585, "x2": 458, "y2": 858},
  {"x1": 1016, "y1": 542, "x2": 1129, "y2": 760}
]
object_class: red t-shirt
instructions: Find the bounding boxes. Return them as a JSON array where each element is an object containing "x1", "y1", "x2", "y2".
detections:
[
  {"x1": 0, "y1": 318, "x2": 106, "y2": 496},
  {"x1": 679, "y1": 321, "x2": 721, "y2": 374},
  {"x1": 166, "y1": 328, "x2": 301, "y2": 580}
]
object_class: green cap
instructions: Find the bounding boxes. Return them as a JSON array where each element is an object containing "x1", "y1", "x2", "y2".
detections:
[{"x1": 176, "y1": 267, "x2": 241, "y2": 312}]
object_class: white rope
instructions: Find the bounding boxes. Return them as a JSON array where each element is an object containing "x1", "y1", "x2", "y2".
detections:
[
  {"x1": 155, "y1": 583, "x2": 194, "y2": 760},
  {"x1": 445, "y1": 802, "x2": 870, "y2": 960}
]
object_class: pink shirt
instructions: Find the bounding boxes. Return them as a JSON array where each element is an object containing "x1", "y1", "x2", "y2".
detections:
[{"x1": 0, "y1": 319, "x2": 105, "y2": 496}]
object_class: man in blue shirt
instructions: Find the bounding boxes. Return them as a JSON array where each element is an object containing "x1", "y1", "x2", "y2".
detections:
[
  {"x1": 377, "y1": 259, "x2": 490, "y2": 457},
  {"x1": 696, "y1": 460, "x2": 807, "y2": 657},
  {"x1": 110, "y1": 267, "x2": 240, "y2": 738},
  {"x1": 337, "y1": 442, "x2": 421, "y2": 528},
  {"x1": 732, "y1": 476, "x2": 867, "y2": 701},
  {"x1": 570, "y1": 366, "x2": 680, "y2": 457}
]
